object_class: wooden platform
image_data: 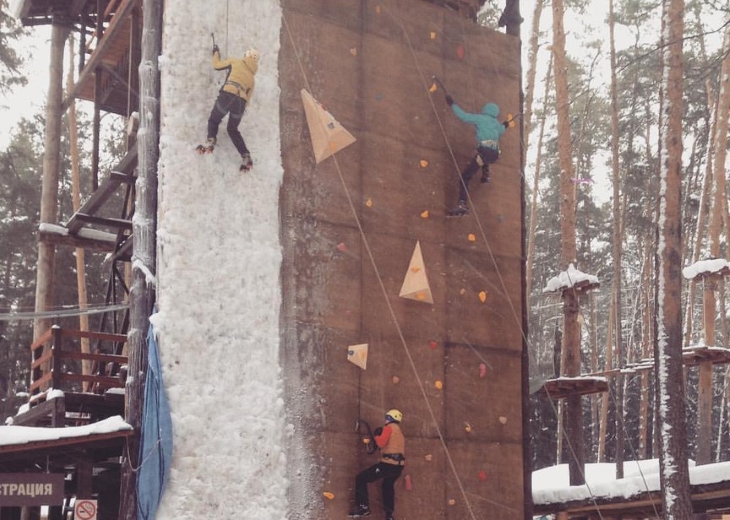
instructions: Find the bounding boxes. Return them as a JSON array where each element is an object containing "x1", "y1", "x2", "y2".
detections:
[{"x1": 539, "y1": 376, "x2": 609, "y2": 399}]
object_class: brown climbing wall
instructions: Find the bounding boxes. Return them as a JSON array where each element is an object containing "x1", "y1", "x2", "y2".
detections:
[{"x1": 279, "y1": 1, "x2": 524, "y2": 519}]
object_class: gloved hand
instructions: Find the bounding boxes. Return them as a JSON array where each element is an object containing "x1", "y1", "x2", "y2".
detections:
[
  {"x1": 212, "y1": 44, "x2": 220, "y2": 55},
  {"x1": 445, "y1": 95, "x2": 454, "y2": 106},
  {"x1": 373, "y1": 427, "x2": 383, "y2": 437},
  {"x1": 503, "y1": 121, "x2": 510, "y2": 128}
]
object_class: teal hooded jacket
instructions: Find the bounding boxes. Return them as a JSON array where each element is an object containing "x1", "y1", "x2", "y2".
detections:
[{"x1": 451, "y1": 102, "x2": 506, "y2": 147}]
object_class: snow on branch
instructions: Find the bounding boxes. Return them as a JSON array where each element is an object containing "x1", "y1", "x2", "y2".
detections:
[{"x1": 543, "y1": 263, "x2": 599, "y2": 293}]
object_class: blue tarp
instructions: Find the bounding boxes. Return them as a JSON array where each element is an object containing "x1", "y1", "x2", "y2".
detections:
[{"x1": 137, "y1": 325, "x2": 173, "y2": 520}]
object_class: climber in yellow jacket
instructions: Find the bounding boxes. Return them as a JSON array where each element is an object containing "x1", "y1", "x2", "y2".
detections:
[{"x1": 197, "y1": 42, "x2": 259, "y2": 172}]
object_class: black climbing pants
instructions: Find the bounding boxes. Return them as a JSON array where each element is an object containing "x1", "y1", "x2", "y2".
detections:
[
  {"x1": 207, "y1": 91, "x2": 249, "y2": 156},
  {"x1": 457, "y1": 145, "x2": 500, "y2": 202},
  {"x1": 355, "y1": 462, "x2": 403, "y2": 514}
]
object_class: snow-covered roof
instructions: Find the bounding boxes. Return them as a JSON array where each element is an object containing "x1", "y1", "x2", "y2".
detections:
[
  {"x1": 0, "y1": 415, "x2": 132, "y2": 448},
  {"x1": 682, "y1": 258, "x2": 730, "y2": 279},
  {"x1": 533, "y1": 459, "x2": 730, "y2": 506},
  {"x1": 543, "y1": 263, "x2": 600, "y2": 293}
]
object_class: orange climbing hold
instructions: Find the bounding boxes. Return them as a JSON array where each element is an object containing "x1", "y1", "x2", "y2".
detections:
[
  {"x1": 479, "y1": 291, "x2": 487, "y2": 303},
  {"x1": 421, "y1": 210, "x2": 429, "y2": 219}
]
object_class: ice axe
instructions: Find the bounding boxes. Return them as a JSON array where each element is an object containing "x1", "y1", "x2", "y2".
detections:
[
  {"x1": 503, "y1": 112, "x2": 523, "y2": 129},
  {"x1": 430, "y1": 75, "x2": 450, "y2": 98}
]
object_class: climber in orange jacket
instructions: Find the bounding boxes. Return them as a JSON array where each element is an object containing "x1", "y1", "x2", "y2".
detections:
[
  {"x1": 196, "y1": 42, "x2": 259, "y2": 172},
  {"x1": 349, "y1": 409, "x2": 405, "y2": 520}
]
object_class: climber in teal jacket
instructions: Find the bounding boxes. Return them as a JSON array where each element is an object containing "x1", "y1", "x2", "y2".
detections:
[{"x1": 445, "y1": 95, "x2": 508, "y2": 216}]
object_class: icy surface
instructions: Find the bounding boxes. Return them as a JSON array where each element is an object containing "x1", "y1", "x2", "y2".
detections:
[{"x1": 152, "y1": 2, "x2": 287, "y2": 519}]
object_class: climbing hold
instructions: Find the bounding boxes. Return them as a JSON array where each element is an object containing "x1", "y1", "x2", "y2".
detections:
[
  {"x1": 405, "y1": 474, "x2": 412, "y2": 490},
  {"x1": 347, "y1": 343, "x2": 368, "y2": 370},
  {"x1": 392, "y1": 375, "x2": 400, "y2": 384},
  {"x1": 429, "y1": 82, "x2": 438, "y2": 93},
  {"x1": 435, "y1": 380, "x2": 443, "y2": 390},
  {"x1": 424, "y1": 454, "x2": 433, "y2": 461},
  {"x1": 448, "y1": 498, "x2": 457, "y2": 506},
  {"x1": 337, "y1": 242, "x2": 348, "y2": 252},
  {"x1": 430, "y1": 31, "x2": 437, "y2": 40},
  {"x1": 478, "y1": 471, "x2": 487, "y2": 482},
  {"x1": 323, "y1": 491, "x2": 335, "y2": 500},
  {"x1": 499, "y1": 416, "x2": 508, "y2": 424},
  {"x1": 420, "y1": 159, "x2": 429, "y2": 168},
  {"x1": 456, "y1": 45, "x2": 465, "y2": 59},
  {"x1": 365, "y1": 198, "x2": 373, "y2": 207},
  {"x1": 459, "y1": 288, "x2": 466, "y2": 295},
  {"x1": 464, "y1": 422, "x2": 472, "y2": 433},
  {"x1": 429, "y1": 340, "x2": 438, "y2": 349},
  {"x1": 478, "y1": 291, "x2": 487, "y2": 303},
  {"x1": 421, "y1": 210, "x2": 429, "y2": 219},
  {"x1": 301, "y1": 89, "x2": 356, "y2": 163},
  {"x1": 350, "y1": 47, "x2": 357, "y2": 56},
  {"x1": 468, "y1": 233, "x2": 476, "y2": 242},
  {"x1": 479, "y1": 363, "x2": 487, "y2": 378},
  {"x1": 399, "y1": 241, "x2": 434, "y2": 304}
]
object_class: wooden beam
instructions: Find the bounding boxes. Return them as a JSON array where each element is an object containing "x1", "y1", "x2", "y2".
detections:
[{"x1": 63, "y1": 0, "x2": 142, "y2": 111}]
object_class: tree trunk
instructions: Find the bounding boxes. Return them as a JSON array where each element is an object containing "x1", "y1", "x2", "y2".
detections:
[
  {"x1": 655, "y1": 0, "x2": 692, "y2": 516},
  {"x1": 34, "y1": 17, "x2": 70, "y2": 349},
  {"x1": 552, "y1": 0, "x2": 582, "y2": 485},
  {"x1": 66, "y1": 34, "x2": 92, "y2": 384},
  {"x1": 608, "y1": 0, "x2": 625, "y2": 478},
  {"x1": 118, "y1": 2, "x2": 161, "y2": 520}
]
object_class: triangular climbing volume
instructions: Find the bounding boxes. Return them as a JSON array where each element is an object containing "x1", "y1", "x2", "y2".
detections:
[
  {"x1": 301, "y1": 89, "x2": 356, "y2": 163},
  {"x1": 399, "y1": 241, "x2": 434, "y2": 304},
  {"x1": 347, "y1": 343, "x2": 368, "y2": 370}
]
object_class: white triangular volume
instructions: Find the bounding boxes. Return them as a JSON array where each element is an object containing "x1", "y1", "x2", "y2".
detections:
[
  {"x1": 301, "y1": 89, "x2": 357, "y2": 163},
  {"x1": 399, "y1": 241, "x2": 434, "y2": 304},
  {"x1": 347, "y1": 343, "x2": 368, "y2": 370}
]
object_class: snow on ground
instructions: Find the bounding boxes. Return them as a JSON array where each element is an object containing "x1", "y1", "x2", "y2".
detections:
[{"x1": 151, "y1": 2, "x2": 287, "y2": 519}]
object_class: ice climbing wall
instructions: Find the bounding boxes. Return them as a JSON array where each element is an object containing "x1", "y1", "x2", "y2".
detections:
[{"x1": 279, "y1": 1, "x2": 525, "y2": 519}]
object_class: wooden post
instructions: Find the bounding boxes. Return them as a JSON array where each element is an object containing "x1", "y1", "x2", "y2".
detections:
[
  {"x1": 697, "y1": 274, "x2": 717, "y2": 465},
  {"x1": 118, "y1": 0, "x2": 161, "y2": 518},
  {"x1": 33, "y1": 15, "x2": 70, "y2": 346}
]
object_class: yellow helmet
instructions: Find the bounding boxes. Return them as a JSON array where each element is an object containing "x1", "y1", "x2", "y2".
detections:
[{"x1": 385, "y1": 409, "x2": 402, "y2": 423}]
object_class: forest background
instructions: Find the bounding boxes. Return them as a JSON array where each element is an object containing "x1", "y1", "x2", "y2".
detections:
[{"x1": 0, "y1": 0, "x2": 729, "y2": 476}]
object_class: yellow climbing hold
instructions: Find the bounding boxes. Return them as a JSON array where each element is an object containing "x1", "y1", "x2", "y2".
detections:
[
  {"x1": 323, "y1": 492, "x2": 335, "y2": 500},
  {"x1": 429, "y1": 82, "x2": 438, "y2": 93},
  {"x1": 479, "y1": 291, "x2": 487, "y2": 303},
  {"x1": 464, "y1": 422, "x2": 472, "y2": 433},
  {"x1": 420, "y1": 159, "x2": 429, "y2": 168},
  {"x1": 430, "y1": 31, "x2": 437, "y2": 40},
  {"x1": 365, "y1": 198, "x2": 373, "y2": 207},
  {"x1": 435, "y1": 380, "x2": 443, "y2": 390},
  {"x1": 468, "y1": 233, "x2": 476, "y2": 242},
  {"x1": 421, "y1": 210, "x2": 429, "y2": 219}
]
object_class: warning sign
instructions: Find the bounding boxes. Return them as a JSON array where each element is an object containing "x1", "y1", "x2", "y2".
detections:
[{"x1": 74, "y1": 499, "x2": 98, "y2": 520}]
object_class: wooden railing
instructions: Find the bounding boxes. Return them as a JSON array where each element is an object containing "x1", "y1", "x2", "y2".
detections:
[{"x1": 30, "y1": 326, "x2": 128, "y2": 395}]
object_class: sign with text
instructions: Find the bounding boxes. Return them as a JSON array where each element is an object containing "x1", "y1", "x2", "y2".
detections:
[{"x1": 0, "y1": 473, "x2": 64, "y2": 506}]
